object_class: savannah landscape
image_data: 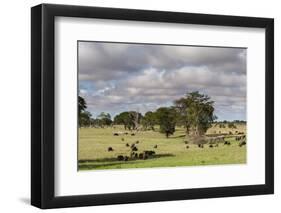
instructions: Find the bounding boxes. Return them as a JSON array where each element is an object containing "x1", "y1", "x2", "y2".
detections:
[
  {"x1": 78, "y1": 92, "x2": 247, "y2": 170},
  {"x1": 78, "y1": 42, "x2": 247, "y2": 171},
  {"x1": 78, "y1": 125, "x2": 246, "y2": 170}
]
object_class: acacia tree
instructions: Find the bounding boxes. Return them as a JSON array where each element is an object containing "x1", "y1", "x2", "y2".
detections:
[
  {"x1": 174, "y1": 91, "x2": 216, "y2": 137},
  {"x1": 156, "y1": 107, "x2": 177, "y2": 138}
]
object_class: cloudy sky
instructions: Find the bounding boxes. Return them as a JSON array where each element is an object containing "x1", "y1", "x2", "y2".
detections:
[{"x1": 78, "y1": 41, "x2": 246, "y2": 121}]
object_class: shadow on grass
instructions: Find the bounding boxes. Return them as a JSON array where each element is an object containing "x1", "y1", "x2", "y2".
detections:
[
  {"x1": 170, "y1": 134, "x2": 186, "y2": 139},
  {"x1": 79, "y1": 161, "x2": 138, "y2": 170},
  {"x1": 79, "y1": 153, "x2": 175, "y2": 170}
]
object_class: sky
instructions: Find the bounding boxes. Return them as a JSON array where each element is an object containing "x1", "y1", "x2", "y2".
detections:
[{"x1": 78, "y1": 41, "x2": 247, "y2": 121}]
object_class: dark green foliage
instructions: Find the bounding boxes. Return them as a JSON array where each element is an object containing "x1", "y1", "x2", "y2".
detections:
[
  {"x1": 96, "y1": 112, "x2": 112, "y2": 127},
  {"x1": 233, "y1": 120, "x2": 246, "y2": 124},
  {"x1": 79, "y1": 111, "x2": 92, "y2": 127},
  {"x1": 174, "y1": 91, "x2": 217, "y2": 136},
  {"x1": 114, "y1": 111, "x2": 142, "y2": 130},
  {"x1": 219, "y1": 124, "x2": 225, "y2": 128},
  {"x1": 78, "y1": 95, "x2": 87, "y2": 114},
  {"x1": 78, "y1": 95, "x2": 92, "y2": 127},
  {"x1": 114, "y1": 112, "x2": 133, "y2": 130},
  {"x1": 81, "y1": 91, "x2": 221, "y2": 141},
  {"x1": 155, "y1": 107, "x2": 177, "y2": 138},
  {"x1": 228, "y1": 122, "x2": 237, "y2": 129},
  {"x1": 141, "y1": 111, "x2": 157, "y2": 130}
]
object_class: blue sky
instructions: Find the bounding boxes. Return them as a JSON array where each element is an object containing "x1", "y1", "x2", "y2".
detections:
[{"x1": 78, "y1": 41, "x2": 246, "y2": 121}]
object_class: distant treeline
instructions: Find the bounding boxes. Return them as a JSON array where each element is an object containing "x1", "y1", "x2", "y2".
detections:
[
  {"x1": 79, "y1": 91, "x2": 220, "y2": 138},
  {"x1": 212, "y1": 120, "x2": 246, "y2": 129},
  {"x1": 213, "y1": 120, "x2": 246, "y2": 124}
]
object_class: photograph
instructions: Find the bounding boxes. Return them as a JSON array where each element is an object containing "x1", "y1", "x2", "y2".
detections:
[
  {"x1": 77, "y1": 41, "x2": 247, "y2": 171},
  {"x1": 27, "y1": 1, "x2": 276, "y2": 209},
  {"x1": 30, "y1": 3, "x2": 274, "y2": 209}
]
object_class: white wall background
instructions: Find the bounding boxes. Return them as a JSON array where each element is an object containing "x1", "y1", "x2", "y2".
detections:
[{"x1": 0, "y1": 0, "x2": 279, "y2": 212}]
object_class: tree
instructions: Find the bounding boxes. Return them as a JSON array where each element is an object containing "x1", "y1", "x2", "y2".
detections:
[
  {"x1": 174, "y1": 91, "x2": 216, "y2": 137},
  {"x1": 97, "y1": 112, "x2": 112, "y2": 127},
  {"x1": 129, "y1": 111, "x2": 142, "y2": 130},
  {"x1": 155, "y1": 107, "x2": 177, "y2": 138},
  {"x1": 173, "y1": 97, "x2": 192, "y2": 133},
  {"x1": 228, "y1": 122, "x2": 237, "y2": 129},
  {"x1": 78, "y1": 96, "x2": 87, "y2": 114},
  {"x1": 141, "y1": 111, "x2": 157, "y2": 130},
  {"x1": 78, "y1": 95, "x2": 92, "y2": 127},
  {"x1": 79, "y1": 111, "x2": 92, "y2": 127},
  {"x1": 114, "y1": 112, "x2": 133, "y2": 130},
  {"x1": 114, "y1": 111, "x2": 142, "y2": 130},
  {"x1": 219, "y1": 123, "x2": 225, "y2": 128}
]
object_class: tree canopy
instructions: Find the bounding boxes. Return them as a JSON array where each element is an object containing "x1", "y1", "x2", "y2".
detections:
[
  {"x1": 97, "y1": 112, "x2": 112, "y2": 127},
  {"x1": 141, "y1": 111, "x2": 157, "y2": 130},
  {"x1": 155, "y1": 107, "x2": 177, "y2": 138},
  {"x1": 174, "y1": 91, "x2": 216, "y2": 136},
  {"x1": 78, "y1": 95, "x2": 92, "y2": 127},
  {"x1": 79, "y1": 91, "x2": 217, "y2": 140},
  {"x1": 114, "y1": 111, "x2": 142, "y2": 130},
  {"x1": 78, "y1": 96, "x2": 87, "y2": 114}
]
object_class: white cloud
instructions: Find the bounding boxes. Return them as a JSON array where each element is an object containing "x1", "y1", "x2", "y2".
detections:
[{"x1": 78, "y1": 41, "x2": 246, "y2": 120}]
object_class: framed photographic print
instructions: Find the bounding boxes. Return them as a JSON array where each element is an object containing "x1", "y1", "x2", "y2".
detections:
[{"x1": 31, "y1": 3, "x2": 274, "y2": 209}]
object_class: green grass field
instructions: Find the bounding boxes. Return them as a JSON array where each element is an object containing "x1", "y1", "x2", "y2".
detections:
[{"x1": 78, "y1": 124, "x2": 246, "y2": 171}]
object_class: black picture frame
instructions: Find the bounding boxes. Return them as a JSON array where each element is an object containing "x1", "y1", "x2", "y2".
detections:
[{"x1": 31, "y1": 3, "x2": 274, "y2": 209}]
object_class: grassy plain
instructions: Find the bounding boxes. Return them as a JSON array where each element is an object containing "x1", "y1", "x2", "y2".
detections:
[{"x1": 78, "y1": 124, "x2": 246, "y2": 170}]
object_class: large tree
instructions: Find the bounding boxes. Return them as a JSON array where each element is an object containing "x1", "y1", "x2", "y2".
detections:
[
  {"x1": 114, "y1": 111, "x2": 142, "y2": 130},
  {"x1": 156, "y1": 107, "x2": 177, "y2": 138},
  {"x1": 114, "y1": 112, "x2": 133, "y2": 130},
  {"x1": 174, "y1": 91, "x2": 216, "y2": 136},
  {"x1": 78, "y1": 95, "x2": 92, "y2": 127},
  {"x1": 79, "y1": 111, "x2": 92, "y2": 127},
  {"x1": 78, "y1": 96, "x2": 87, "y2": 115},
  {"x1": 141, "y1": 111, "x2": 157, "y2": 130},
  {"x1": 97, "y1": 112, "x2": 112, "y2": 127},
  {"x1": 129, "y1": 111, "x2": 142, "y2": 130}
]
